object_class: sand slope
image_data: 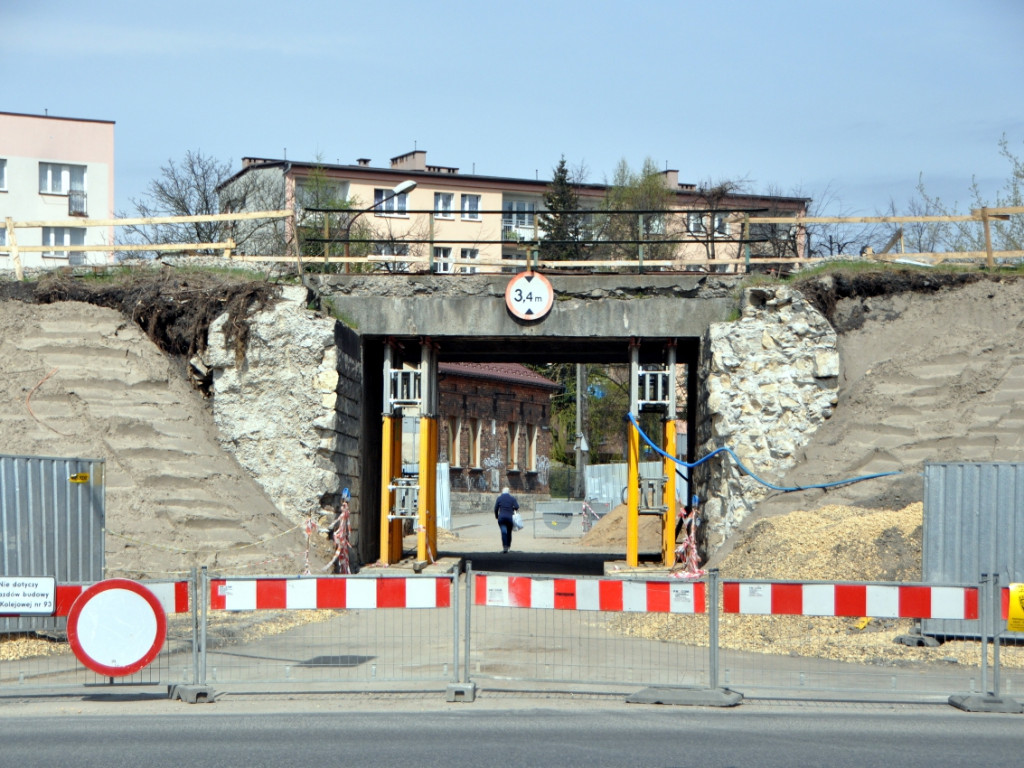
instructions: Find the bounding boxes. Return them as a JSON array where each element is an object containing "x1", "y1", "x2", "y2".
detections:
[{"x1": 0, "y1": 299, "x2": 322, "y2": 578}]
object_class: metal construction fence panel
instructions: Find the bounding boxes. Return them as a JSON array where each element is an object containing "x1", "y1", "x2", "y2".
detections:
[
  {"x1": 532, "y1": 500, "x2": 610, "y2": 539},
  {"x1": 0, "y1": 454, "x2": 105, "y2": 633},
  {"x1": 466, "y1": 569, "x2": 710, "y2": 688},
  {"x1": 922, "y1": 461, "x2": 1024, "y2": 639},
  {"x1": 716, "y1": 579, "x2": 992, "y2": 697},
  {"x1": 200, "y1": 572, "x2": 459, "y2": 688},
  {"x1": 4, "y1": 570, "x2": 1023, "y2": 702},
  {"x1": 584, "y1": 462, "x2": 672, "y2": 508},
  {"x1": 0, "y1": 578, "x2": 195, "y2": 694}
]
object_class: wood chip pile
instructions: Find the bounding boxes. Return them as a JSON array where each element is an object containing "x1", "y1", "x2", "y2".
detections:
[{"x1": 610, "y1": 502, "x2": 1024, "y2": 669}]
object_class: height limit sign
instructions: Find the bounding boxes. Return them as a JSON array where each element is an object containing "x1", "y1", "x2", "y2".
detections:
[{"x1": 505, "y1": 272, "x2": 554, "y2": 321}]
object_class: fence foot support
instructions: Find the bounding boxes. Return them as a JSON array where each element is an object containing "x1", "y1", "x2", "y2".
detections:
[
  {"x1": 948, "y1": 694, "x2": 1024, "y2": 714},
  {"x1": 168, "y1": 684, "x2": 217, "y2": 704},
  {"x1": 626, "y1": 686, "x2": 742, "y2": 708},
  {"x1": 446, "y1": 682, "x2": 477, "y2": 703}
]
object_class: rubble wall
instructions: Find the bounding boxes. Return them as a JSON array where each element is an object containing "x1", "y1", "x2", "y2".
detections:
[
  {"x1": 695, "y1": 285, "x2": 839, "y2": 552},
  {"x1": 201, "y1": 285, "x2": 362, "y2": 530}
]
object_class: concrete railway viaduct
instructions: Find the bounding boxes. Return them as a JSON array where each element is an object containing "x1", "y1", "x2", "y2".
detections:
[{"x1": 299, "y1": 271, "x2": 831, "y2": 570}]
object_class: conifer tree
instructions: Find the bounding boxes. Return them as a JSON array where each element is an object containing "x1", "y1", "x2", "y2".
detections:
[{"x1": 538, "y1": 156, "x2": 586, "y2": 261}]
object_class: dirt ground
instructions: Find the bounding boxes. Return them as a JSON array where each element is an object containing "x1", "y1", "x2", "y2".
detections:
[{"x1": 4, "y1": 266, "x2": 1024, "y2": 666}]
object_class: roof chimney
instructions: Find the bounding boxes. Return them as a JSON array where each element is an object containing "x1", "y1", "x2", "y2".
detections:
[
  {"x1": 357, "y1": 158, "x2": 371, "y2": 167},
  {"x1": 390, "y1": 150, "x2": 427, "y2": 171}
]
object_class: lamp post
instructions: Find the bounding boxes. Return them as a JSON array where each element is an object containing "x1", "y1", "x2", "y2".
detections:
[{"x1": 343, "y1": 179, "x2": 417, "y2": 271}]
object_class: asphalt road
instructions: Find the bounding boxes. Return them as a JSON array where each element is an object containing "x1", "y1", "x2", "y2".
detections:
[{"x1": 1, "y1": 698, "x2": 1020, "y2": 768}]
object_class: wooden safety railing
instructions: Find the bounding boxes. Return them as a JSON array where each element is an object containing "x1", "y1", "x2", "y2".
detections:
[
  {"x1": 2, "y1": 206, "x2": 1022, "y2": 277},
  {"x1": 1, "y1": 210, "x2": 293, "y2": 280}
]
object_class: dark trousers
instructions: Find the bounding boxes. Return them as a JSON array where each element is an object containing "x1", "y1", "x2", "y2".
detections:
[{"x1": 498, "y1": 518, "x2": 513, "y2": 550}]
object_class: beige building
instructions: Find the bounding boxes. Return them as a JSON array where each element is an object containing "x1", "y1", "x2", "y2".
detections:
[{"x1": 219, "y1": 150, "x2": 809, "y2": 271}]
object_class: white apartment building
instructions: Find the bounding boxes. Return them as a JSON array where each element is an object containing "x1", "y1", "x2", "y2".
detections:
[{"x1": 0, "y1": 111, "x2": 115, "y2": 269}]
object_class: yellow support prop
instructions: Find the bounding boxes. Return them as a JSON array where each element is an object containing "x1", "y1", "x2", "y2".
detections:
[
  {"x1": 389, "y1": 416, "x2": 404, "y2": 563},
  {"x1": 627, "y1": 421, "x2": 640, "y2": 567},
  {"x1": 662, "y1": 420, "x2": 677, "y2": 567},
  {"x1": 417, "y1": 416, "x2": 438, "y2": 563},
  {"x1": 379, "y1": 414, "x2": 397, "y2": 564}
]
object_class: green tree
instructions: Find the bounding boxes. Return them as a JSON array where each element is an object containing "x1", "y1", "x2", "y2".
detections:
[
  {"x1": 912, "y1": 134, "x2": 1024, "y2": 254},
  {"x1": 529, "y1": 363, "x2": 632, "y2": 467},
  {"x1": 537, "y1": 156, "x2": 586, "y2": 261},
  {"x1": 594, "y1": 157, "x2": 675, "y2": 262}
]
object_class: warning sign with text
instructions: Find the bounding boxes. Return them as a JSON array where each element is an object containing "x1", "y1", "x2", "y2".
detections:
[
  {"x1": 0, "y1": 577, "x2": 56, "y2": 615},
  {"x1": 1009, "y1": 583, "x2": 1024, "y2": 633}
]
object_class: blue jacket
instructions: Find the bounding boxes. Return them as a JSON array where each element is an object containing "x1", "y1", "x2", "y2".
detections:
[{"x1": 494, "y1": 492, "x2": 519, "y2": 521}]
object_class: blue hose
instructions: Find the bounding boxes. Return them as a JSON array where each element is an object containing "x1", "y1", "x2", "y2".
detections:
[{"x1": 626, "y1": 412, "x2": 901, "y2": 493}]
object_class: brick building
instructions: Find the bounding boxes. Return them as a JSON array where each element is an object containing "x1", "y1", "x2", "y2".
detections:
[{"x1": 438, "y1": 362, "x2": 560, "y2": 512}]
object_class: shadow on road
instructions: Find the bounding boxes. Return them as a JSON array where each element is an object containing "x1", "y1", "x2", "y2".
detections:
[{"x1": 445, "y1": 549, "x2": 661, "y2": 576}]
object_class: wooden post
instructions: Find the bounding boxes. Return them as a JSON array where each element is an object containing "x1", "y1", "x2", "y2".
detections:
[
  {"x1": 428, "y1": 216, "x2": 435, "y2": 273},
  {"x1": 323, "y1": 214, "x2": 330, "y2": 267},
  {"x1": 6, "y1": 218, "x2": 22, "y2": 281},
  {"x1": 742, "y1": 213, "x2": 750, "y2": 273},
  {"x1": 637, "y1": 214, "x2": 644, "y2": 274},
  {"x1": 982, "y1": 207, "x2": 995, "y2": 269}
]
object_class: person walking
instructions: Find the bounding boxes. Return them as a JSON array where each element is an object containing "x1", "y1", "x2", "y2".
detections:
[{"x1": 494, "y1": 486, "x2": 519, "y2": 553}]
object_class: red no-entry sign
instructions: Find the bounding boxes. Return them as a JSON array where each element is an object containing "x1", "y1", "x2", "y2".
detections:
[{"x1": 67, "y1": 579, "x2": 167, "y2": 677}]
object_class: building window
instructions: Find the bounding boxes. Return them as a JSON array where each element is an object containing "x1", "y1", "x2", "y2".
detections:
[
  {"x1": 459, "y1": 248, "x2": 479, "y2": 274},
  {"x1": 506, "y1": 422, "x2": 520, "y2": 470},
  {"x1": 460, "y1": 194, "x2": 481, "y2": 221},
  {"x1": 502, "y1": 200, "x2": 535, "y2": 228},
  {"x1": 434, "y1": 192, "x2": 453, "y2": 219},
  {"x1": 447, "y1": 416, "x2": 462, "y2": 466},
  {"x1": 527, "y1": 424, "x2": 539, "y2": 471},
  {"x1": 39, "y1": 163, "x2": 86, "y2": 195},
  {"x1": 42, "y1": 226, "x2": 85, "y2": 259},
  {"x1": 0, "y1": 228, "x2": 6, "y2": 251},
  {"x1": 469, "y1": 418, "x2": 482, "y2": 467},
  {"x1": 374, "y1": 243, "x2": 409, "y2": 272},
  {"x1": 0, "y1": 159, "x2": 6, "y2": 191},
  {"x1": 433, "y1": 246, "x2": 453, "y2": 274},
  {"x1": 687, "y1": 212, "x2": 705, "y2": 234},
  {"x1": 374, "y1": 187, "x2": 409, "y2": 216},
  {"x1": 713, "y1": 213, "x2": 731, "y2": 236}
]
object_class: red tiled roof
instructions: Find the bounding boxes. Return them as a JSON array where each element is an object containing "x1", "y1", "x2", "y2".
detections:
[{"x1": 439, "y1": 362, "x2": 561, "y2": 390}]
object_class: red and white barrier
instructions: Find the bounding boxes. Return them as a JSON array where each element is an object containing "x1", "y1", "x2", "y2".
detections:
[
  {"x1": 722, "y1": 581, "x2": 979, "y2": 620},
  {"x1": 52, "y1": 581, "x2": 190, "y2": 617},
  {"x1": 474, "y1": 575, "x2": 706, "y2": 614},
  {"x1": 208, "y1": 576, "x2": 452, "y2": 611}
]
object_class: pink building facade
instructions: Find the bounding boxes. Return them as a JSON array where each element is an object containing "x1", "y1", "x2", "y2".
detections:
[{"x1": 0, "y1": 111, "x2": 115, "y2": 269}]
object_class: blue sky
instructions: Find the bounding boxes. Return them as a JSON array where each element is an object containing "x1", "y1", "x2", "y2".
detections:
[{"x1": 4, "y1": 0, "x2": 1022, "y2": 216}]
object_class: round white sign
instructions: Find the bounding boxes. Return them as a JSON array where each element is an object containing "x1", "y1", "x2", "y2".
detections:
[
  {"x1": 67, "y1": 579, "x2": 166, "y2": 677},
  {"x1": 505, "y1": 272, "x2": 554, "y2": 321}
]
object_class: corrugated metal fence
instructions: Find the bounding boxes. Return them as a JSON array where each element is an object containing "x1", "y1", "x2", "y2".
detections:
[
  {"x1": 923, "y1": 462, "x2": 1024, "y2": 639},
  {"x1": 0, "y1": 454, "x2": 105, "y2": 633}
]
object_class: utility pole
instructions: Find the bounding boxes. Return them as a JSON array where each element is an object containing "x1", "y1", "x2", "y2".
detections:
[{"x1": 574, "y1": 364, "x2": 589, "y2": 499}]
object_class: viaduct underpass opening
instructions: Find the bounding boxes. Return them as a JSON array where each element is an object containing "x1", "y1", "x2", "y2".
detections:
[{"x1": 357, "y1": 335, "x2": 701, "y2": 576}]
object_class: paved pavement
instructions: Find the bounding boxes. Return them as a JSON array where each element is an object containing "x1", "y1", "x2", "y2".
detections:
[{"x1": 3, "y1": 506, "x2": 1015, "y2": 713}]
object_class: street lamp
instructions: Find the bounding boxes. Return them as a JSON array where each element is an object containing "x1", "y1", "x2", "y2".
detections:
[{"x1": 343, "y1": 179, "x2": 418, "y2": 269}]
